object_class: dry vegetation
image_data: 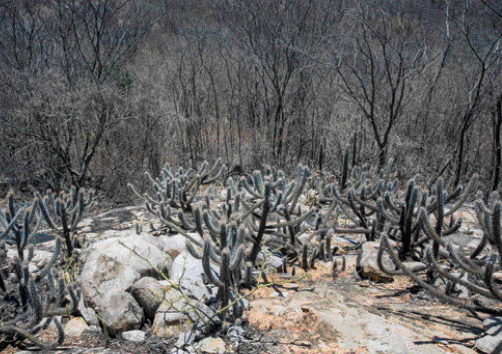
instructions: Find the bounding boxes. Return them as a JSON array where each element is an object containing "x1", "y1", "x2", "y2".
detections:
[{"x1": 0, "y1": 0, "x2": 501, "y2": 202}]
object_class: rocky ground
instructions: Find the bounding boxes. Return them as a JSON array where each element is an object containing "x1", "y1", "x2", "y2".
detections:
[{"x1": 2, "y1": 202, "x2": 500, "y2": 354}]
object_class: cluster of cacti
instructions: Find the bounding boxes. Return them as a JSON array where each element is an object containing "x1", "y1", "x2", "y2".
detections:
[
  {"x1": 36, "y1": 186, "x2": 95, "y2": 260},
  {"x1": 376, "y1": 176, "x2": 502, "y2": 314},
  {"x1": 315, "y1": 147, "x2": 396, "y2": 239},
  {"x1": 129, "y1": 158, "x2": 226, "y2": 214},
  {"x1": 0, "y1": 190, "x2": 83, "y2": 349},
  {"x1": 133, "y1": 161, "x2": 332, "y2": 324},
  {"x1": 305, "y1": 148, "x2": 502, "y2": 314},
  {"x1": 131, "y1": 150, "x2": 502, "y2": 321}
]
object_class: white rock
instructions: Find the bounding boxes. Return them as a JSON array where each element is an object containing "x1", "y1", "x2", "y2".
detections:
[
  {"x1": 99, "y1": 289, "x2": 144, "y2": 337},
  {"x1": 170, "y1": 252, "x2": 215, "y2": 302},
  {"x1": 64, "y1": 317, "x2": 89, "y2": 337},
  {"x1": 80, "y1": 234, "x2": 172, "y2": 277},
  {"x1": 475, "y1": 317, "x2": 502, "y2": 353},
  {"x1": 160, "y1": 233, "x2": 202, "y2": 253},
  {"x1": 195, "y1": 337, "x2": 227, "y2": 353},
  {"x1": 131, "y1": 277, "x2": 171, "y2": 320},
  {"x1": 152, "y1": 288, "x2": 216, "y2": 338},
  {"x1": 121, "y1": 330, "x2": 146, "y2": 342},
  {"x1": 79, "y1": 253, "x2": 141, "y2": 309}
]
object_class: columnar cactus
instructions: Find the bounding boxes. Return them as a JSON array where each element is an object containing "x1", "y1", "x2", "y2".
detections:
[
  {"x1": 129, "y1": 158, "x2": 226, "y2": 213},
  {"x1": 36, "y1": 186, "x2": 95, "y2": 260},
  {"x1": 0, "y1": 190, "x2": 79, "y2": 350}
]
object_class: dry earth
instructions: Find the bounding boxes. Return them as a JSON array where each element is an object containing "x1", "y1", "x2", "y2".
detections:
[{"x1": 1, "y1": 202, "x2": 492, "y2": 353}]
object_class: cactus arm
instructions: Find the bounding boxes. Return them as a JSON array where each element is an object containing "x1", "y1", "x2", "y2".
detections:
[
  {"x1": 366, "y1": 180, "x2": 383, "y2": 201},
  {"x1": 238, "y1": 200, "x2": 265, "y2": 224},
  {"x1": 128, "y1": 183, "x2": 148, "y2": 201},
  {"x1": 240, "y1": 176, "x2": 262, "y2": 199},
  {"x1": 59, "y1": 201, "x2": 70, "y2": 238},
  {"x1": 178, "y1": 210, "x2": 197, "y2": 231},
  {"x1": 219, "y1": 222, "x2": 228, "y2": 249},
  {"x1": 186, "y1": 176, "x2": 202, "y2": 206},
  {"x1": 36, "y1": 237, "x2": 62, "y2": 281},
  {"x1": 0, "y1": 208, "x2": 23, "y2": 243},
  {"x1": 0, "y1": 323, "x2": 64, "y2": 350},
  {"x1": 252, "y1": 171, "x2": 265, "y2": 196},
  {"x1": 380, "y1": 233, "x2": 477, "y2": 310},
  {"x1": 377, "y1": 197, "x2": 399, "y2": 224},
  {"x1": 202, "y1": 237, "x2": 224, "y2": 287},
  {"x1": 470, "y1": 231, "x2": 488, "y2": 260},
  {"x1": 283, "y1": 181, "x2": 297, "y2": 202},
  {"x1": 158, "y1": 219, "x2": 203, "y2": 247},
  {"x1": 38, "y1": 197, "x2": 60, "y2": 233},
  {"x1": 441, "y1": 217, "x2": 462, "y2": 236},
  {"x1": 204, "y1": 165, "x2": 226, "y2": 185},
  {"x1": 383, "y1": 191, "x2": 400, "y2": 213},
  {"x1": 27, "y1": 281, "x2": 43, "y2": 328},
  {"x1": 426, "y1": 250, "x2": 493, "y2": 299},
  {"x1": 229, "y1": 244, "x2": 245, "y2": 271},
  {"x1": 445, "y1": 175, "x2": 478, "y2": 217},
  {"x1": 484, "y1": 256, "x2": 502, "y2": 302},
  {"x1": 419, "y1": 207, "x2": 446, "y2": 248},
  {"x1": 248, "y1": 184, "x2": 271, "y2": 265},
  {"x1": 269, "y1": 192, "x2": 283, "y2": 213},
  {"x1": 267, "y1": 208, "x2": 313, "y2": 228},
  {"x1": 350, "y1": 189, "x2": 379, "y2": 213},
  {"x1": 203, "y1": 209, "x2": 221, "y2": 236},
  {"x1": 186, "y1": 240, "x2": 203, "y2": 259}
]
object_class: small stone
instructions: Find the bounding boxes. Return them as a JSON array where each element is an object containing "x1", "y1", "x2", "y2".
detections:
[
  {"x1": 80, "y1": 307, "x2": 100, "y2": 328},
  {"x1": 283, "y1": 283, "x2": 299, "y2": 290},
  {"x1": 86, "y1": 325, "x2": 101, "y2": 333},
  {"x1": 195, "y1": 336, "x2": 227, "y2": 354},
  {"x1": 271, "y1": 290, "x2": 289, "y2": 298},
  {"x1": 64, "y1": 317, "x2": 89, "y2": 337},
  {"x1": 122, "y1": 330, "x2": 146, "y2": 342},
  {"x1": 274, "y1": 306, "x2": 287, "y2": 316}
]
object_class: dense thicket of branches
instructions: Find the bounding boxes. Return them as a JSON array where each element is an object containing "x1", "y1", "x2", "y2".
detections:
[{"x1": 1, "y1": 0, "x2": 502, "y2": 200}]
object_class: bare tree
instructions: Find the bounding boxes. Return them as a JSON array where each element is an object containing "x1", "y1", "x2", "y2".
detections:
[
  {"x1": 331, "y1": 3, "x2": 429, "y2": 170},
  {"x1": 214, "y1": 0, "x2": 345, "y2": 166},
  {"x1": 446, "y1": 0, "x2": 502, "y2": 186}
]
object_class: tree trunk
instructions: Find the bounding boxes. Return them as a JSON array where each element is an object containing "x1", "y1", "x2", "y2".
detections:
[
  {"x1": 454, "y1": 125, "x2": 469, "y2": 187},
  {"x1": 492, "y1": 95, "x2": 502, "y2": 191}
]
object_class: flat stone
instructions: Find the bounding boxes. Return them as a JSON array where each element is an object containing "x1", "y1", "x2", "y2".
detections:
[
  {"x1": 121, "y1": 330, "x2": 146, "y2": 342},
  {"x1": 475, "y1": 317, "x2": 502, "y2": 353},
  {"x1": 282, "y1": 283, "x2": 299, "y2": 290}
]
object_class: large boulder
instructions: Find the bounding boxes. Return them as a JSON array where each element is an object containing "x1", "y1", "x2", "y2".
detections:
[
  {"x1": 170, "y1": 252, "x2": 216, "y2": 302},
  {"x1": 356, "y1": 241, "x2": 394, "y2": 283},
  {"x1": 99, "y1": 290, "x2": 144, "y2": 337},
  {"x1": 159, "y1": 233, "x2": 202, "y2": 254},
  {"x1": 131, "y1": 277, "x2": 170, "y2": 321},
  {"x1": 79, "y1": 253, "x2": 141, "y2": 309},
  {"x1": 79, "y1": 234, "x2": 172, "y2": 278}
]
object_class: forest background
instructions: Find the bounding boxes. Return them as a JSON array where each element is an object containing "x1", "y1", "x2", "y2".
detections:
[{"x1": 0, "y1": 0, "x2": 501, "y2": 201}]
